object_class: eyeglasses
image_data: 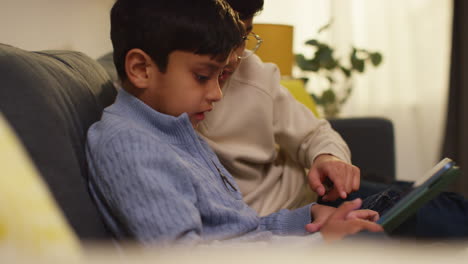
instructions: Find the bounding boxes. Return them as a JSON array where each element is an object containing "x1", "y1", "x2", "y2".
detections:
[{"x1": 237, "y1": 32, "x2": 263, "y2": 60}]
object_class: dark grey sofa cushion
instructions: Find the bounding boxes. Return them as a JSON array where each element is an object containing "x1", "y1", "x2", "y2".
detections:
[
  {"x1": 329, "y1": 117, "x2": 396, "y2": 184},
  {"x1": 0, "y1": 44, "x2": 117, "y2": 240},
  {"x1": 97, "y1": 52, "x2": 118, "y2": 82}
]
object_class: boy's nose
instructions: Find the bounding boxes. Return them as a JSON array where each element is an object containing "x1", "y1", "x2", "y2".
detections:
[{"x1": 207, "y1": 80, "x2": 223, "y2": 103}]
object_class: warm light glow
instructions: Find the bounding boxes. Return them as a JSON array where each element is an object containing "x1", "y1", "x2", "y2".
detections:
[{"x1": 246, "y1": 23, "x2": 294, "y2": 76}]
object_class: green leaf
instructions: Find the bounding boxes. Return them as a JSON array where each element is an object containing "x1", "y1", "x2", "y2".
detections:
[
  {"x1": 296, "y1": 54, "x2": 320, "y2": 71},
  {"x1": 321, "y1": 89, "x2": 336, "y2": 104},
  {"x1": 311, "y1": 93, "x2": 322, "y2": 105},
  {"x1": 340, "y1": 66, "x2": 352, "y2": 77},
  {"x1": 350, "y1": 50, "x2": 365, "y2": 73},
  {"x1": 316, "y1": 47, "x2": 337, "y2": 70},
  {"x1": 355, "y1": 60, "x2": 365, "y2": 72},
  {"x1": 295, "y1": 53, "x2": 306, "y2": 63},
  {"x1": 305, "y1": 39, "x2": 320, "y2": 46},
  {"x1": 370, "y1": 52, "x2": 383, "y2": 66},
  {"x1": 318, "y1": 20, "x2": 333, "y2": 34}
]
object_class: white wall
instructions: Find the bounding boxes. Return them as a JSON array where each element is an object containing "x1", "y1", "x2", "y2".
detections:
[
  {"x1": 0, "y1": 0, "x2": 114, "y2": 59},
  {"x1": 255, "y1": 0, "x2": 453, "y2": 181}
]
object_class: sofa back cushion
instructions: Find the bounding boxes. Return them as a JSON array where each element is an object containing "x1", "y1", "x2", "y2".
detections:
[{"x1": 0, "y1": 44, "x2": 116, "y2": 240}]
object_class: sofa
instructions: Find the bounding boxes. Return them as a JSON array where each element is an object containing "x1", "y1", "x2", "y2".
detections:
[
  {"x1": 0, "y1": 43, "x2": 395, "y2": 242},
  {"x1": 0, "y1": 43, "x2": 115, "y2": 240}
]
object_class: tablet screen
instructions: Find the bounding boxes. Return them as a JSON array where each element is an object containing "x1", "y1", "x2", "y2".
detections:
[
  {"x1": 376, "y1": 158, "x2": 460, "y2": 233},
  {"x1": 413, "y1": 158, "x2": 454, "y2": 187}
]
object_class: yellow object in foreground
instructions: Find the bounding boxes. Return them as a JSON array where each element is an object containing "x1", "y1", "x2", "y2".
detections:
[
  {"x1": 280, "y1": 79, "x2": 320, "y2": 117},
  {"x1": 0, "y1": 114, "x2": 81, "y2": 259}
]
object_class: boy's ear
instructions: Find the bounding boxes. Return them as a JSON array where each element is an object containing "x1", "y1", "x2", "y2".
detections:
[{"x1": 124, "y1": 49, "x2": 158, "y2": 89}]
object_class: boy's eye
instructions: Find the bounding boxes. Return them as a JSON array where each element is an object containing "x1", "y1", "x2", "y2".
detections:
[{"x1": 195, "y1": 74, "x2": 210, "y2": 82}]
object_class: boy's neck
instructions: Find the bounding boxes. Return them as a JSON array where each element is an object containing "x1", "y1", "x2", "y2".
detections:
[{"x1": 121, "y1": 80, "x2": 142, "y2": 98}]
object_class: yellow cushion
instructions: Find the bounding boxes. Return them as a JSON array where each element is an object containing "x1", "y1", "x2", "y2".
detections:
[
  {"x1": 0, "y1": 114, "x2": 81, "y2": 259},
  {"x1": 280, "y1": 79, "x2": 320, "y2": 117}
]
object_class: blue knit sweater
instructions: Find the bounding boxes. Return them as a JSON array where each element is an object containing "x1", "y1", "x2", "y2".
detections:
[{"x1": 86, "y1": 89, "x2": 316, "y2": 246}]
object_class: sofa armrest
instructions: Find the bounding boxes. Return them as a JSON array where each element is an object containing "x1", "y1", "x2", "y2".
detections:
[
  {"x1": 0, "y1": 43, "x2": 116, "y2": 240},
  {"x1": 328, "y1": 117, "x2": 396, "y2": 184}
]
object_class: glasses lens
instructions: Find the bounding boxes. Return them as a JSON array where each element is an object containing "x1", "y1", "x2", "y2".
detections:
[{"x1": 238, "y1": 32, "x2": 262, "y2": 60}]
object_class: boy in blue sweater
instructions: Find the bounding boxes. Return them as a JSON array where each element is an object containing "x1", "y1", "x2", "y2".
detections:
[{"x1": 86, "y1": 0, "x2": 382, "y2": 246}]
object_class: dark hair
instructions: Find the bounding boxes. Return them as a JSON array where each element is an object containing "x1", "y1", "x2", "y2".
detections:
[
  {"x1": 111, "y1": 0, "x2": 245, "y2": 80},
  {"x1": 225, "y1": 0, "x2": 264, "y2": 20}
]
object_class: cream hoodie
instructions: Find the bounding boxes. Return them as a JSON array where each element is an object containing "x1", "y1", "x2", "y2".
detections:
[{"x1": 198, "y1": 54, "x2": 350, "y2": 216}]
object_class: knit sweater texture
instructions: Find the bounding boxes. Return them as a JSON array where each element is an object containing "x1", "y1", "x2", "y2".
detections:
[{"x1": 86, "y1": 89, "x2": 317, "y2": 246}]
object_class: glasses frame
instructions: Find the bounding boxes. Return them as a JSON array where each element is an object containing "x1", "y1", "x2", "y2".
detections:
[{"x1": 237, "y1": 32, "x2": 263, "y2": 60}]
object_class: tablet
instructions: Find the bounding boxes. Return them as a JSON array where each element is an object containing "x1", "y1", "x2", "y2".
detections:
[{"x1": 376, "y1": 158, "x2": 461, "y2": 233}]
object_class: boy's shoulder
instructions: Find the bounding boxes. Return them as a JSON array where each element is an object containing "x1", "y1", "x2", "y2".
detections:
[{"x1": 87, "y1": 108, "x2": 164, "y2": 152}]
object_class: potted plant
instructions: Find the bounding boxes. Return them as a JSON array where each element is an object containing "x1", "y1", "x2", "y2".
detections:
[{"x1": 295, "y1": 22, "x2": 383, "y2": 118}]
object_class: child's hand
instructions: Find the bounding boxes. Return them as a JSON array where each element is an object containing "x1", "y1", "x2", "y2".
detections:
[
  {"x1": 307, "y1": 204, "x2": 337, "y2": 232},
  {"x1": 346, "y1": 207, "x2": 380, "y2": 222},
  {"x1": 307, "y1": 198, "x2": 383, "y2": 243}
]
